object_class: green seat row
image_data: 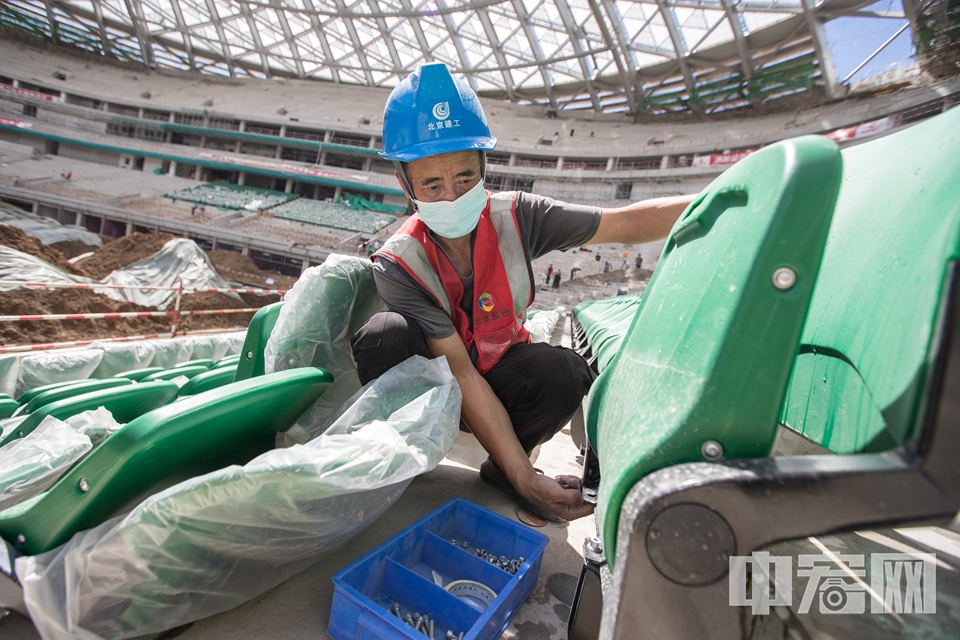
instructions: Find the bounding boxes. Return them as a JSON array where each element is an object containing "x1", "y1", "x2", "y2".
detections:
[{"x1": 0, "y1": 367, "x2": 334, "y2": 556}]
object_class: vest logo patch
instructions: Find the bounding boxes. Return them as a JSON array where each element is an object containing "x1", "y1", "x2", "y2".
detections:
[{"x1": 478, "y1": 292, "x2": 495, "y2": 312}]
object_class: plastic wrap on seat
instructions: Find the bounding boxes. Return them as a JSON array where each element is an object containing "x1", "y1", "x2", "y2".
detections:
[
  {"x1": 17, "y1": 355, "x2": 461, "y2": 640},
  {"x1": 99, "y1": 239, "x2": 239, "y2": 309},
  {"x1": 88, "y1": 342, "x2": 157, "y2": 379},
  {"x1": 264, "y1": 254, "x2": 387, "y2": 436},
  {"x1": 0, "y1": 408, "x2": 122, "y2": 512},
  {"x1": 18, "y1": 350, "x2": 104, "y2": 394},
  {"x1": 523, "y1": 306, "x2": 565, "y2": 344}
]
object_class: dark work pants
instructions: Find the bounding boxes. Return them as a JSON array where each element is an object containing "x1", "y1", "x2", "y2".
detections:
[{"x1": 351, "y1": 311, "x2": 594, "y2": 454}]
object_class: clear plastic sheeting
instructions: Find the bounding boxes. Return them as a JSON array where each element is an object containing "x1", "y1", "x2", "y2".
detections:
[
  {"x1": 265, "y1": 254, "x2": 387, "y2": 437},
  {"x1": 99, "y1": 239, "x2": 240, "y2": 309},
  {"x1": 0, "y1": 206, "x2": 102, "y2": 247},
  {"x1": 524, "y1": 306, "x2": 565, "y2": 344},
  {"x1": 17, "y1": 355, "x2": 461, "y2": 640},
  {"x1": 88, "y1": 341, "x2": 157, "y2": 379},
  {"x1": 0, "y1": 408, "x2": 122, "y2": 512},
  {"x1": 0, "y1": 245, "x2": 96, "y2": 291},
  {"x1": 9, "y1": 332, "x2": 245, "y2": 396},
  {"x1": 18, "y1": 349, "x2": 104, "y2": 393}
]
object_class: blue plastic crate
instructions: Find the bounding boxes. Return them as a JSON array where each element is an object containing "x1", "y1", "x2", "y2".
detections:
[{"x1": 328, "y1": 498, "x2": 550, "y2": 640}]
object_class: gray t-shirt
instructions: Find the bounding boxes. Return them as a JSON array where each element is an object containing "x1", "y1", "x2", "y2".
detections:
[{"x1": 373, "y1": 191, "x2": 601, "y2": 339}]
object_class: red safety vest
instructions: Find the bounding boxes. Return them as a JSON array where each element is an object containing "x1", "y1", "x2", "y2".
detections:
[{"x1": 375, "y1": 191, "x2": 533, "y2": 374}]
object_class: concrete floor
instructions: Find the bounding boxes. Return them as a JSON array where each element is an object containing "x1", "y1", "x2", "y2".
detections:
[{"x1": 0, "y1": 428, "x2": 593, "y2": 640}]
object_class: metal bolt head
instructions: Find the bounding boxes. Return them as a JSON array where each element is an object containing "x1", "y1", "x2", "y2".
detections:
[
  {"x1": 78, "y1": 478, "x2": 89, "y2": 492},
  {"x1": 772, "y1": 267, "x2": 796, "y2": 290},
  {"x1": 701, "y1": 440, "x2": 724, "y2": 461},
  {"x1": 246, "y1": 350, "x2": 254, "y2": 359},
  {"x1": 586, "y1": 537, "x2": 603, "y2": 554},
  {"x1": 16, "y1": 534, "x2": 25, "y2": 545}
]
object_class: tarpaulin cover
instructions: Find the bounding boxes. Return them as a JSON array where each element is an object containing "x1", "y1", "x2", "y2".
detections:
[
  {"x1": 0, "y1": 245, "x2": 97, "y2": 291},
  {"x1": 524, "y1": 306, "x2": 565, "y2": 344},
  {"x1": 572, "y1": 294, "x2": 642, "y2": 372},
  {"x1": 100, "y1": 239, "x2": 240, "y2": 309},
  {"x1": 0, "y1": 206, "x2": 102, "y2": 246},
  {"x1": 0, "y1": 408, "x2": 122, "y2": 512},
  {"x1": 265, "y1": 254, "x2": 387, "y2": 438},
  {"x1": 17, "y1": 354, "x2": 461, "y2": 640}
]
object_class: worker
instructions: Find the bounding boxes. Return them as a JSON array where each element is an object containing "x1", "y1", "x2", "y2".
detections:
[{"x1": 351, "y1": 63, "x2": 695, "y2": 521}]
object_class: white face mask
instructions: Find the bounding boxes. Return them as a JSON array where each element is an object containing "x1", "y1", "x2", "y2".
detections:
[{"x1": 413, "y1": 180, "x2": 488, "y2": 239}]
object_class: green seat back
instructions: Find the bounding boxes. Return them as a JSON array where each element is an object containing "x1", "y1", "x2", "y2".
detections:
[
  {"x1": 212, "y1": 354, "x2": 242, "y2": 369},
  {"x1": 0, "y1": 368, "x2": 333, "y2": 555},
  {"x1": 779, "y1": 108, "x2": 960, "y2": 454},
  {"x1": 13, "y1": 378, "x2": 133, "y2": 417},
  {"x1": 142, "y1": 365, "x2": 210, "y2": 382},
  {"x1": 170, "y1": 359, "x2": 214, "y2": 371},
  {"x1": 0, "y1": 398, "x2": 17, "y2": 420},
  {"x1": 573, "y1": 295, "x2": 644, "y2": 373},
  {"x1": 587, "y1": 136, "x2": 842, "y2": 565},
  {"x1": 16, "y1": 380, "x2": 90, "y2": 406},
  {"x1": 113, "y1": 367, "x2": 165, "y2": 381},
  {"x1": 234, "y1": 302, "x2": 284, "y2": 381},
  {"x1": 177, "y1": 365, "x2": 239, "y2": 396},
  {"x1": 0, "y1": 382, "x2": 180, "y2": 448}
]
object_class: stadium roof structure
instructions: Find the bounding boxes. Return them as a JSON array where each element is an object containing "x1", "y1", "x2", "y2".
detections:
[{"x1": 0, "y1": 0, "x2": 935, "y2": 115}]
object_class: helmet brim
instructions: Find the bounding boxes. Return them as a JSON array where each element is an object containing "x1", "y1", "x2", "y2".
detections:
[{"x1": 380, "y1": 136, "x2": 498, "y2": 162}]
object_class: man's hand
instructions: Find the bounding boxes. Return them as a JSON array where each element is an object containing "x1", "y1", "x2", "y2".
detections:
[{"x1": 520, "y1": 473, "x2": 594, "y2": 521}]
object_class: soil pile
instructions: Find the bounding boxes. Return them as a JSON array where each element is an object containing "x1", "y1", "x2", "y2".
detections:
[
  {"x1": 0, "y1": 224, "x2": 87, "y2": 276},
  {"x1": 175, "y1": 291, "x2": 280, "y2": 333},
  {"x1": 74, "y1": 233, "x2": 177, "y2": 280},
  {"x1": 50, "y1": 240, "x2": 98, "y2": 260},
  {"x1": 206, "y1": 250, "x2": 297, "y2": 289},
  {"x1": 0, "y1": 288, "x2": 170, "y2": 345}
]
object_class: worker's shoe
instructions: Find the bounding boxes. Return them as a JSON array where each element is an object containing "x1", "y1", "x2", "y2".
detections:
[{"x1": 479, "y1": 459, "x2": 565, "y2": 523}]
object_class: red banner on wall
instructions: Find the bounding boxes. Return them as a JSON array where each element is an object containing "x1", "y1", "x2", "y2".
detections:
[
  {"x1": 693, "y1": 149, "x2": 757, "y2": 167},
  {"x1": 0, "y1": 117, "x2": 32, "y2": 129},
  {"x1": 0, "y1": 84, "x2": 62, "y2": 102}
]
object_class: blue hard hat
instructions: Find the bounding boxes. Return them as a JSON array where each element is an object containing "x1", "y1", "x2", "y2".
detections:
[{"x1": 381, "y1": 63, "x2": 497, "y2": 162}]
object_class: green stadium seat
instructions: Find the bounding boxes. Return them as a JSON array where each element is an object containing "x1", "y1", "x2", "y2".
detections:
[
  {"x1": 0, "y1": 397, "x2": 16, "y2": 420},
  {"x1": 567, "y1": 108, "x2": 960, "y2": 640},
  {"x1": 0, "y1": 382, "x2": 180, "y2": 448},
  {"x1": 142, "y1": 365, "x2": 211, "y2": 382},
  {"x1": 170, "y1": 359, "x2": 214, "y2": 371},
  {"x1": 0, "y1": 368, "x2": 333, "y2": 556},
  {"x1": 234, "y1": 302, "x2": 284, "y2": 381},
  {"x1": 177, "y1": 365, "x2": 239, "y2": 396},
  {"x1": 212, "y1": 354, "x2": 242, "y2": 368},
  {"x1": 113, "y1": 366, "x2": 165, "y2": 381},
  {"x1": 12, "y1": 379, "x2": 132, "y2": 418}
]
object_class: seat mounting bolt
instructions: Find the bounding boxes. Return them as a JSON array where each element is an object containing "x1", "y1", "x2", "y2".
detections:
[
  {"x1": 78, "y1": 478, "x2": 89, "y2": 492},
  {"x1": 701, "y1": 440, "x2": 724, "y2": 461},
  {"x1": 772, "y1": 267, "x2": 796, "y2": 290}
]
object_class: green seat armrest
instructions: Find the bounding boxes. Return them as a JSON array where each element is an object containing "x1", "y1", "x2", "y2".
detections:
[
  {"x1": 0, "y1": 398, "x2": 17, "y2": 420},
  {"x1": 0, "y1": 382, "x2": 180, "y2": 448},
  {"x1": 234, "y1": 302, "x2": 284, "y2": 381},
  {"x1": 177, "y1": 365, "x2": 240, "y2": 396},
  {"x1": 13, "y1": 379, "x2": 133, "y2": 418},
  {"x1": 170, "y1": 359, "x2": 214, "y2": 370},
  {"x1": 0, "y1": 368, "x2": 333, "y2": 556},
  {"x1": 113, "y1": 367, "x2": 165, "y2": 381},
  {"x1": 142, "y1": 365, "x2": 210, "y2": 382},
  {"x1": 588, "y1": 135, "x2": 842, "y2": 565}
]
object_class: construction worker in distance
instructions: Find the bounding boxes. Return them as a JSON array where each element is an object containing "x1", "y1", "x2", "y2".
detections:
[{"x1": 350, "y1": 63, "x2": 696, "y2": 522}]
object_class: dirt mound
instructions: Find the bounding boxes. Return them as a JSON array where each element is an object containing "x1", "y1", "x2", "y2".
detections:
[
  {"x1": 0, "y1": 288, "x2": 170, "y2": 346},
  {"x1": 175, "y1": 291, "x2": 279, "y2": 333},
  {"x1": 74, "y1": 232, "x2": 177, "y2": 280},
  {"x1": 50, "y1": 240, "x2": 98, "y2": 260},
  {"x1": 0, "y1": 224, "x2": 87, "y2": 276},
  {"x1": 206, "y1": 250, "x2": 297, "y2": 289}
]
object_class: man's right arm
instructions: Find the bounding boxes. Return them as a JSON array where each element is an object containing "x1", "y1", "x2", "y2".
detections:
[{"x1": 426, "y1": 333, "x2": 593, "y2": 521}]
